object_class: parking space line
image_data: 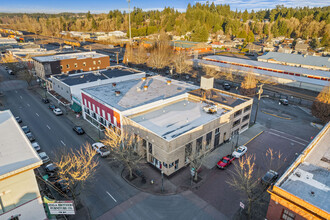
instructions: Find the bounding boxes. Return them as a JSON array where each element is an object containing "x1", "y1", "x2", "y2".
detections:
[
  {"x1": 36, "y1": 113, "x2": 39, "y2": 117},
  {"x1": 269, "y1": 129, "x2": 309, "y2": 143},
  {"x1": 19, "y1": 95, "x2": 22, "y2": 99},
  {"x1": 60, "y1": 140, "x2": 66, "y2": 146},
  {"x1": 27, "y1": 104, "x2": 30, "y2": 107},
  {"x1": 268, "y1": 131, "x2": 306, "y2": 146},
  {"x1": 46, "y1": 125, "x2": 51, "y2": 130},
  {"x1": 106, "y1": 191, "x2": 117, "y2": 202}
]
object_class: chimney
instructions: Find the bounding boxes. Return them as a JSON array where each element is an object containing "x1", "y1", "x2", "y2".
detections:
[
  {"x1": 200, "y1": 76, "x2": 214, "y2": 90},
  {"x1": 115, "y1": 91, "x2": 121, "y2": 96},
  {"x1": 143, "y1": 85, "x2": 148, "y2": 91},
  {"x1": 112, "y1": 83, "x2": 116, "y2": 87},
  {"x1": 142, "y1": 77, "x2": 147, "y2": 82},
  {"x1": 167, "y1": 80, "x2": 171, "y2": 85}
]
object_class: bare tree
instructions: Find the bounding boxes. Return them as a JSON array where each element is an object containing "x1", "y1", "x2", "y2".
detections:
[
  {"x1": 188, "y1": 149, "x2": 209, "y2": 182},
  {"x1": 102, "y1": 127, "x2": 144, "y2": 180},
  {"x1": 17, "y1": 69, "x2": 35, "y2": 86},
  {"x1": 240, "y1": 72, "x2": 257, "y2": 96},
  {"x1": 54, "y1": 143, "x2": 99, "y2": 206},
  {"x1": 147, "y1": 37, "x2": 173, "y2": 70},
  {"x1": 312, "y1": 85, "x2": 330, "y2": 123},
  {"x1": 263, "y1": 148, "x2": 287, "y2": 172},
  {"x1": 134, "y1": 43, "x2": 148, "y2": 65},
  {"x1": 173, "y1": 51, "x2": 192, "y2": 78},
  {"x1": 123, "y1": 43, "x2": 133, "y2": 65}
]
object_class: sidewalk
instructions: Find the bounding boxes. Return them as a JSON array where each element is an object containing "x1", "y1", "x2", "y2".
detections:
[{"x1": 123, "y1": 123, "x2": 266, "y2": 195}]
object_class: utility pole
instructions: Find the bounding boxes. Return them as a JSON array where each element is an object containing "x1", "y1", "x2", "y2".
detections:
[
  {"x1": 253, "y1": 84, "x2": 264, "y2": 124},
  {"x1": 127, "y1": 0, "x2": 132, "y2": 44},
  {"x1": 115, "y1": 51, "x2": 119, "y2": 64}
]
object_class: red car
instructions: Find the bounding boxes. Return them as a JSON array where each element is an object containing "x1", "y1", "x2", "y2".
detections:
[{"x1": 217, "y1": 155, "x2": 235, "y2": 169}]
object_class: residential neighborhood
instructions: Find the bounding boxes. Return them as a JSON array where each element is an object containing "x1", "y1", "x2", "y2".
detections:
[{"x1": 0, "y1": 1, "x2": 329, "y2": 220}]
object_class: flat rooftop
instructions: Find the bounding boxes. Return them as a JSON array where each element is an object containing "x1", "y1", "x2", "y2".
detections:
[
  {"x1": 82, "y1": 75, "x2": 198, "y2": 112},
  {"x1": 32, "y1": 51, "x2": 108, "y2": 63},
  {"x1": 53, "y1": 66, "x2": 143, "y2": 86},
  {"x1": 0, "y1": 110, "x2": 42, "y2": 180},
  {"x1": 130, "y1": 98, "x2": 227, "y2": 140},
  {"x1": 189, "y1": 88, "x2": 248, "y2": 108},
  {"x1": 277, "y1": 123, "x2": 330, "y2": 213}
]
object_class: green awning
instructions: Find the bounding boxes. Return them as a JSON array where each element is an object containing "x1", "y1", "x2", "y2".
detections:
[{"x1": 71, "y1": 102, "x2": 82, "y2": 113}]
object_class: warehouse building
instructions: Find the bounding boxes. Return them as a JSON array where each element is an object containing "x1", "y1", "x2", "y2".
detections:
[
  {"x1": 81, "y1": 76, "x2": 253, "y2": 175},
  {"x1": 266, "y1": 122, "x2": 330, "y2": 220},
  {"x1": 32, "y1": 51, "x2": 110, "y2": 79}
]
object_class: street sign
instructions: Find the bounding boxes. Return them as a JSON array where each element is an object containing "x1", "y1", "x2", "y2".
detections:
[
  {"x1": 47, "y1": 201, "x2": 75, "y2": 215},
  {"x1": 240, "y1": 202, "x2": 245, "y2": 209}
]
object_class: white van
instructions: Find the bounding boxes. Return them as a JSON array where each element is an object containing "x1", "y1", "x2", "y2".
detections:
[{"x1": 7, "y1": 69, "x2": 13, "y2": 75}]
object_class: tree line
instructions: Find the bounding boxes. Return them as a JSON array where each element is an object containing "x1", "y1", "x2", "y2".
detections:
[{"x1": 0, "y1": 4, "x2": 329, "y2": 45}]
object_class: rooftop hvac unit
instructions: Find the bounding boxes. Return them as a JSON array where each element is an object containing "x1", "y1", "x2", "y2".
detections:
[{"x1": 203, "y1": 105, "x2": 217, "y2": 114}]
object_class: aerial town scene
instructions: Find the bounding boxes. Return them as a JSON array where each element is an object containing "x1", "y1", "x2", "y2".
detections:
[{"x1": 0, "y1": 0, "x2": 329, "y2": 220}]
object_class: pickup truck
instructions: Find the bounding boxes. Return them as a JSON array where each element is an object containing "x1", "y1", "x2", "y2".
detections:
[{"x1": 217, "y1": 155, "x2": 235, "y2": 169}]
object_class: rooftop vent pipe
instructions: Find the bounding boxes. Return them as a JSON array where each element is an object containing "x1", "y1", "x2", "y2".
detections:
[
  {"x1": 142, "y1": 77, "x2": 147, "y2": 81},
  {"x1": 144, "y1": 85, "x2": 148, "y2": 91},
  {"x1": 112, "y1": 83, "x2": 116, "y2": 87},
  {"x1": 115, "y1": 91, "x2": 121, "y2": 96},
  {"x1": 167, "y1": 80, "x2": 171, "y2": 85}
]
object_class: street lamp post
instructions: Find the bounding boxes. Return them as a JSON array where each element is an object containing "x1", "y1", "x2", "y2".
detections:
[
  {"x1": 127, "y1": 0, "x2": 132, "y2": 44},
  {"x1": 253, "y1": 84, "x2": 264, "y2": 125}
]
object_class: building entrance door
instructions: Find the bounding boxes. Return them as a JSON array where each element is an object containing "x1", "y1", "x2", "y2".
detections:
[{"x1": 214, "y1": 133, "x2": 220, "y2": 148}]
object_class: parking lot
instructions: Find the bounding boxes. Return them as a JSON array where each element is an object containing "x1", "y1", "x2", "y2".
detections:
[{"x1": 195, "y1": 128, "x2": 309, "y2": 219}]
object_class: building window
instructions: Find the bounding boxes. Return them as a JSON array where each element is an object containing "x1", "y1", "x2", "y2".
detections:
[
  {"x1": 175, "y1": 159, "x2": 179, "y2": 170},
  {"x1": 215, "y1": 127, "x2": 220, "y2": 134},
  {"x1": 60, "y1": 65, "x2": 63, "y2": 70},
  {"x1": 233, "y1": 119, "x2": 241, "y2": 127},
  {"x1": 74, "y1": 63, "x2": 78, "y2": 68},
  {"x1": 234, "y1": 110, "x2": 242, "y2": 117},
  {"x1": 148, "y1": 142, "x2": 152, "y2": 154},
  {"x1": 163, "y1": 162, "x2": 168, "y2": 168},
  {"x1": 86, "y1": 108, "x2": 90, "y2": 115},
  {"x1": 196, "y1": 137, "x2": 203, "y2": 154},
  {"x1": 241, "y1": 123, "x2": 248, "y2": 129},
  {"x1": 66, "y1": 64, "x2": 70, "y2": 68},
  {"x1": 93, "y1": 60, "x2": 96, "y2": 65},
  {"x1": 92, "y1": 112, "x2": 97, "y2": 119},
  {"x1": 244, "y1": 105, "x2": 252, "y2": 112},
  {"x1": 169, "y1": 162, "x2": 174, "y2": 168},
  {"x1": 142, "y1": 139, "x2": 147, "y2": 149},
  {"x1": 185, "y1": 143, "x2": 192, "y2": 164},
  {"x1": 98, "y1": 60, "x2": 101, "y2": 64},
  {"x1": 83, "y1": 62, "x2": 86, "y2": 66},
  {"x1": 242, "y1": 114, "x2": 250, "y2": 122},
  {"x1": 206, "y1": 132, "x2": 212, "y2": 149},
  {"x1": 281, "y1": 209, "x2": 295, "y2": 220}
]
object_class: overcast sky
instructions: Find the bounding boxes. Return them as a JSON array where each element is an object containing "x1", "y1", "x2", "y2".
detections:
[{"x1": 0, "y1": 0, "x2": 328, "y2": 13}]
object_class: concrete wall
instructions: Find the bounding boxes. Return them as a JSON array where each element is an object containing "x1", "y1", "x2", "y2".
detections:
[
  {"x1": 0, "y1": 170, "x2": 46, "y2": 220},
  {"x1": 266, "y1": 199, "x2": 306, "y2": 220},
  {"x1": 51, "y1": 77, "x2": 71, "y2": 101}
]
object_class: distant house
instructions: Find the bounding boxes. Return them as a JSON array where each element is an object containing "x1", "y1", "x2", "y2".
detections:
[
  {"x1": 233, "y1": 38, "x2": 244, "y2": 46},
  {"x1": 282, "y1": 38, "x2": 294, "y2": 46},
  {"x1": 211, "y1": 42, "x2": 223, "y2": 49},
  {"x1": 246, "y1": 43, "x2": 263, "y2": 53},
  {"x1": 108, "y1": 31, "x2": 126, "y2": 38},
  {"x1": 278, "y1": 45, "x2": 293, "y2": 54},
  {"x1": 263, "y1": 42, "x2": 276, "y2": 52},
  {"x1": 295, "y1": 43, "x2": 309, "y2": 53},
  {"x1": 171, "y1": 40, "x2": 211, "y2": 53},
  {"x1": 223, "y1": 40, "x2": 235, "y2": 48}
]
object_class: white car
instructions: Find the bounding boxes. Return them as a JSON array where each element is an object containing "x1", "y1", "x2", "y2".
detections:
[
  {"x1": 31, "y1": 142, "x2": 40, "y2": 151},
  {"x1": 92, "y1": 142, "x2": 110, "y2": 157},
  {"x1": 38, "y1": 152, "x2": 50, "y2": 163},
  {"x1": 232, "y1": 145, "x2": 247, "y2": 158},
  {"x1": 53, "y1": 108, "x2": 63, "y2": 116}
]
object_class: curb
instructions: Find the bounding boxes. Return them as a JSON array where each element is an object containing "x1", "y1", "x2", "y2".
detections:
[
  {"x1": 261, "y1": 110, "x2": 291, "y2": 120},
  {"x1": 244, "y1": 130, "x2": 264, "y2": 146}
]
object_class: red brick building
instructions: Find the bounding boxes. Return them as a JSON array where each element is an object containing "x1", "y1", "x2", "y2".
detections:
[{"x1": 33, "y1": 51, "x2": 110, "y2": 79}]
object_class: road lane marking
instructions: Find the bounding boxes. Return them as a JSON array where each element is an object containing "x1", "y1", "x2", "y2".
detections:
[
  {"x1": 46, "y1": 125, "x2": 51, "y2": 130},
  {"x1": 27, "y1": 104, "x2": 30, "y2": 107},
  {"x1": 269, "y1": 129, "x2": 309, "y2": 143},
  {"x1": 20, "y1": 96, "x2": 22, "y2": 99},
  {"x1": 60, "y1": 140, "x2": 66, "y2": 146},
  {"x1": 106, "y1": 191, "x2": 117, "y2": 202},
  {"x1": 268, "y1": 131, "x2": 306, "y2": 146},
  {"x1": 36, "y1": 113, "x2": 39, "y2": 117}
]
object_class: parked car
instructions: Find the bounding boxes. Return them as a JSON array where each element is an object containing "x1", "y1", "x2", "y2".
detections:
[
  {"x1": 7, "y1": 69, "x2": 13, "y2": 75},
  {"x1": 48, "y1": 104, "x2": 56, "y2": 110},
  {"x1": 92, "y1": 142, "x2": 110, "y2": 157},
  {"x1": 54, "y1": 179, "x2": 70, "y2": 193},
  {"x1": 73, "y1": 126, "x2": 85, "y2": 135},
  {"x1": 53, "y1": 108, "x2": 63, "y2": 116},
  {"x1": 279, "y1": 99, "x2": 288, "y2": 105},
  {"x1": 21, "y1": 125, "x2": 30, "y2": 134},
  {"x1": 31, "y1": 142, "x2": 40, "y2": 151},
  {"x1": 38, "y1": 152, "x2": 50, "y2": 164},
  {"x1": 217, "y1": 155, "x2": 235, "y2": 169},
  {"x1": 42, "y1": 98, "x2": 49, "y2": 103},
  {"x1": 223, "y1": 82, "x2": 231, "y2": 91},
  {"x1": 15, "y1": 116, "x2": 22, "y2": 123},
  {"x1": 45, "y1": 163, "x2": 58, "y2": 174},
  {"x1": 26, "y1": 132, "x2": 35, "y2": 142},
  {"x1": 232, "y1": 145, "x2": 247, "y2": 158},
  {"x1": 261, "y1": 170, "x2": 279, "y2": 185}
]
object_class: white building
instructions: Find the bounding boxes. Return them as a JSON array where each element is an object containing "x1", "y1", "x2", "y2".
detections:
[{"x1": 0, "y1": 110, "x2": 46, "y2": 220}]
